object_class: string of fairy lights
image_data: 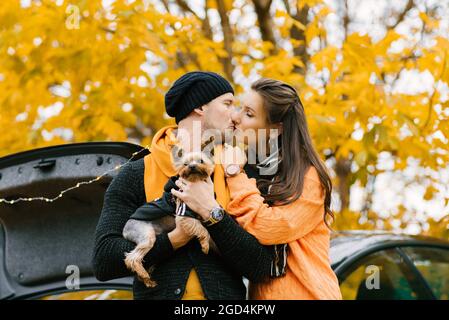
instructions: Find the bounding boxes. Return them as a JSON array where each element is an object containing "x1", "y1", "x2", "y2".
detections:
[{"x1": 0, "y1": 145, "x2": 151, "y2": 205}]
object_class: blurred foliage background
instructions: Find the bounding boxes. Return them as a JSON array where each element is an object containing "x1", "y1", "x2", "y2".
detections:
[{"x1": 0, "y1": 0, "x2": 448, "y2": 238}]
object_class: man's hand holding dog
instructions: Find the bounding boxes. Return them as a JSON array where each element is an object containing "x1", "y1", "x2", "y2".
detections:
[
  {"x1": 171, "y1": 177, "x2": 219, "y2": 221},
  {"x1": 168, "y1": 224, "x2": 194, "y2": 250}
]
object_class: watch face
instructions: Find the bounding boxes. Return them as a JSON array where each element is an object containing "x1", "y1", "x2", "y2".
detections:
[
  {"x1": 226, "y1": 165, "x2": 239, "y2": 175},
  {"x1": 212, "y1": 208, "x2": 224, "y2": 220}
]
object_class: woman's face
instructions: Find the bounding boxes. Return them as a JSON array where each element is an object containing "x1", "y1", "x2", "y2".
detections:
[{"x1": 231, "y1": 89, "x2": 278, "y2": 148}]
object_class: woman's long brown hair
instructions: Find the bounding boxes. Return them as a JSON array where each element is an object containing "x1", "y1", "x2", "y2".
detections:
[{"x1": 252, "y1": 78, "x2": 334, "y2": 227}]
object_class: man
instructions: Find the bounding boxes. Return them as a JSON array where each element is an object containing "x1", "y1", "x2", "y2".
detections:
[{"x1": 92, "y1": 71, "x2": 275, "y2": 300}]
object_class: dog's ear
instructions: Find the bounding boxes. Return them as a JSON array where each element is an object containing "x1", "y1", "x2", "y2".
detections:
[
  {"x1": 201, "y1": 135, "x2": 215, "y2": 150},
  {"x1": 201, "y1": 135, "x2": 215, "y2": 158},
  {"x1": 171, "y1": 145, "x2": 184, "y2": 167}
]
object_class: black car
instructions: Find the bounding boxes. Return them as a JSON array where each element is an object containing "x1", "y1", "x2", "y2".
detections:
[
  {"x1": 331, "y1": 231, "x2": 449, "y2": 299},
  {"x1": 0, "y1": 142, "x2": 448, "y2": 300}
]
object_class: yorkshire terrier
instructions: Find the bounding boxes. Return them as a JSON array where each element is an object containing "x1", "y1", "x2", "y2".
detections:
[{"x1": 122, "y1": 140, "x2": 215, "y2": 288}]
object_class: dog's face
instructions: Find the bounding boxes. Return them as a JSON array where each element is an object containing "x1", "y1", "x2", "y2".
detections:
[{"x1": 173, "y1": 150, "x2": 215, "y2": 182}]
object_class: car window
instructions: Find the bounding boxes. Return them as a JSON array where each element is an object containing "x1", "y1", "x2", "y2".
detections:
[
  {"x1": 39, "y1": 289, "x2": 133, "y2": 300},
  {"x1": 402, "y1": 247, "x2": 449, "y2": 300},
  {"x1": 339, "y1": 249, "x2": 428, "y2": 300}
]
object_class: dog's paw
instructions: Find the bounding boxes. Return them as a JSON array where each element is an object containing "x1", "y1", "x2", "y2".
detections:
[
  {"x1": 143, "y1": 278, "x2": 157, "y2": 288},
  {"x1": 200, "y1": 241, "x2": 210, "y2": 255}
]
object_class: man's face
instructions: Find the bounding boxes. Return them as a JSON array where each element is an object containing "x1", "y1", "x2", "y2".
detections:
[{"x1": 201, "y1": 93, "x2": 235, "y2": 134}]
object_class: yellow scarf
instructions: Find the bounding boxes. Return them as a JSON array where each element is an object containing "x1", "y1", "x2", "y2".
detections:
[{"x1": 143, "y1": 125, "x2": 230, "y2": 299}]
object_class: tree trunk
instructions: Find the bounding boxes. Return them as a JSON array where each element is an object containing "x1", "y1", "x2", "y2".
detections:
[
  {"x1": 216, "y1": 0, "x2": 235, "y2": 81},
  {"x1": 252, "y1": 0, "x2": 278, "y2": 54},
  {"x1": 290, "y1": 4, "x2": 309, "y2": 74},
  {"x1": 335, "y1": 156, "x2": 351, "y2": 212}
]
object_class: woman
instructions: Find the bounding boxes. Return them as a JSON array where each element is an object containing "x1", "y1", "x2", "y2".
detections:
[{"x1": 172, "y1": 78, "x2": 342, "y2": 300}]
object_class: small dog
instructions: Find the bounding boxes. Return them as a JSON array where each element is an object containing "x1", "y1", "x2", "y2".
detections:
[{"x1": 122, "y1": 144, "x2": 215, "y2": 288}]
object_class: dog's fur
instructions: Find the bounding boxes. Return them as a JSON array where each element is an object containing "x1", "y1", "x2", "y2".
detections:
[{"x1": 122, "y1": 145, "x2": 215, "y2": 288}]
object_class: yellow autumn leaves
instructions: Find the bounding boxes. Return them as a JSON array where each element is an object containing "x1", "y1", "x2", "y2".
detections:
[{"x1": 0, "y1": 0, "x2": 448, "y2": 238}]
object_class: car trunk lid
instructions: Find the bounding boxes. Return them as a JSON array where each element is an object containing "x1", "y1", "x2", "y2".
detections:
[{"x1": 0, "y1": 142, "x2": 147, "y2": 299}]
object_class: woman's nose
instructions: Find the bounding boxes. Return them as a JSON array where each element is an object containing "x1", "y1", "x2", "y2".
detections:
[{"x1": 231, "y1": 108, "x2": 240, "y2": 124}]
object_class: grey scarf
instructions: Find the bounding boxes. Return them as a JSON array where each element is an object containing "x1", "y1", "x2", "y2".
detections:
[{"x1": 256, "y1": 147, "x2": 281, "y2": 176}]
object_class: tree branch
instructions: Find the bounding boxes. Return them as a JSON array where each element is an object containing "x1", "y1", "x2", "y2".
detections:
[
  {"x1": 388, "y1": 0, "x2": 414, "y2": 30},
  {"x1": 202, "y1": 0, "x2": 213, "y2": 40},
  {"x1": 174, "y1": 0, "x2": 199, "y2": 17},
  {"x1": 343, "y1": 0, "x2": 349, "y2": 40},
  {"x1": 422, "y1": 51, "x2": 446, "y2": 130},
  {"x1": 282, "y1": 0, "x2": 291, "y2": 14},
  {"x1": 160, "y1": 0, "x2": 170, "y2": 13},
  {"x1": 174, "y1": 0, "x2": 213, "y2": 40}
]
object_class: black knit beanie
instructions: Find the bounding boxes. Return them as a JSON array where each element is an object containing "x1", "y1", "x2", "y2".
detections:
[{"x1": 165, "y1": 71, "x2": 234, "y2": 124}]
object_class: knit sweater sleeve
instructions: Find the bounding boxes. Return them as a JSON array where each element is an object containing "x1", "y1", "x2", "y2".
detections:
[
  {"x1": 206, "y1": 214, "x2": 275, "y2": 283},
  {"x1": 226, "y1": 166, "x2": 325, "y2": 245},
  {"x1": 92, "y1": 158, "x2": 175, "y2": 282}
]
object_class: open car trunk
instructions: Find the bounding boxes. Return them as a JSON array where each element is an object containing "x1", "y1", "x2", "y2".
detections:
[{"x1": 0, "y1": 142, "x2": 148, "y2": 299}]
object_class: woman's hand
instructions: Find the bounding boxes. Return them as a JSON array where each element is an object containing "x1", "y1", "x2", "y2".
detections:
[
  {"x1": 171, "y1": 176, "x2": 219, "y2": 221},
  {"x1": 221, "y1": 143, "x2": 247, "y2": 172}
]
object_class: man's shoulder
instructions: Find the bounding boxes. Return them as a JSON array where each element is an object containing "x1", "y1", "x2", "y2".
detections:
[
  {"x1": 108, "y1": 157, "x2": 146, "y2": 200},
  {"x1": 115, "y1": 157, "x2": 145, "y2": 181},
  {"x1": 128, "y1": 157, "x2": 145, "y2": 172}
]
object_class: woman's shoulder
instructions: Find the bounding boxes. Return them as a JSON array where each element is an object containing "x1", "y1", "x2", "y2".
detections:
[
  {"x1": 300, "y1": 166, "x2": 324, "y2": 200},
  {"x1": 305, "y1": 166, "x2": 321, "y2": 185}
]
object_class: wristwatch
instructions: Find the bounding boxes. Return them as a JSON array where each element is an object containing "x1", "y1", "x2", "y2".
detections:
[
  {"x1": 225, "y1": 164, "x2": 241, "y2": 177},
  {"x1": 203, "y1": 206, "x2": 225, "y2": 227}
]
